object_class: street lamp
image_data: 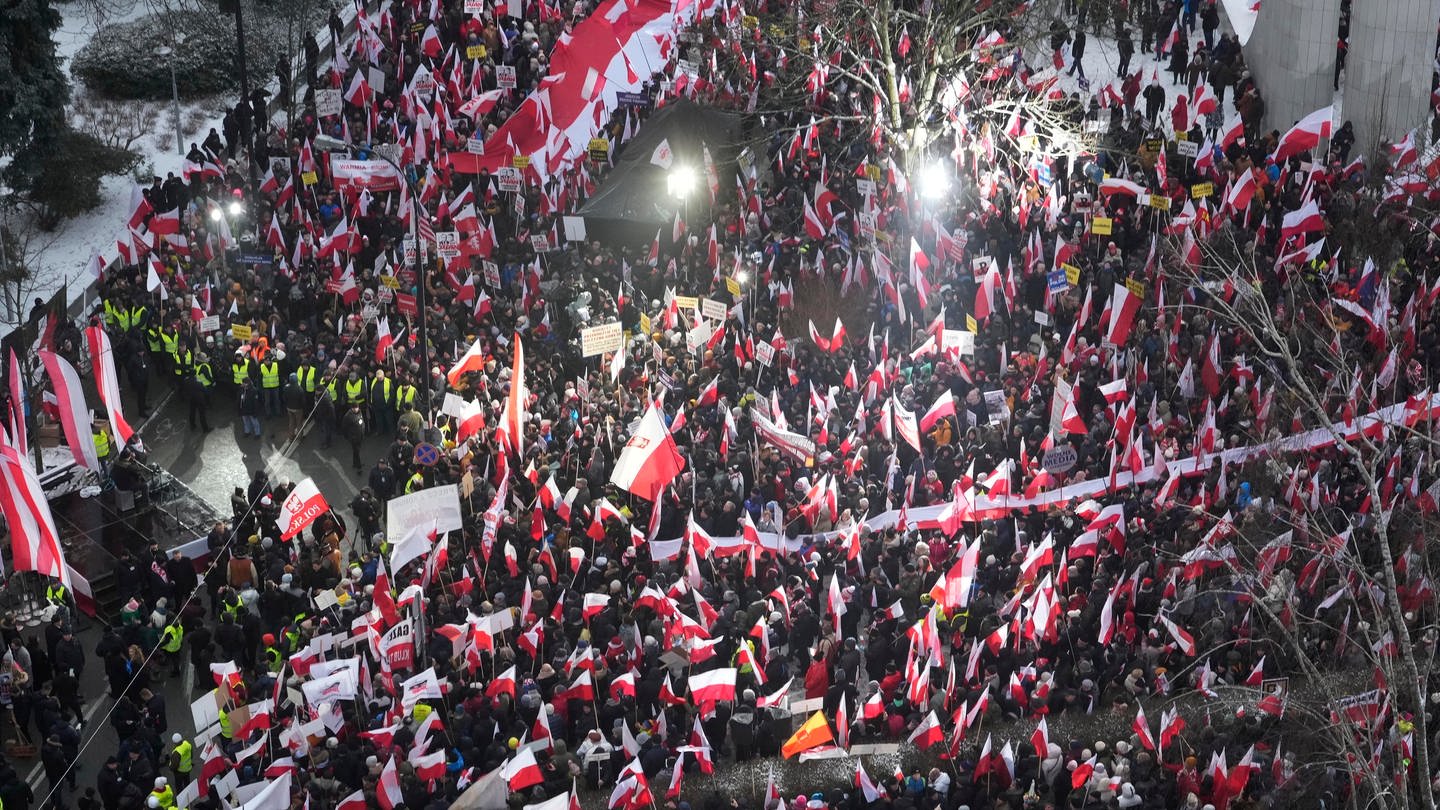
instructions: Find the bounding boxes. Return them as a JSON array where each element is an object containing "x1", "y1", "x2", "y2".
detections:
[
  {"x1": 918, "y1": 161, "x2": 951, "y2": 200},
  {"x1": 154, "y1": 41, "x2": 184, "y2": 157},
  {"x1": 667, "y1": 166, "x2": 695, "y2": 199},
  {"x1": 228, "y1": 200, "x2": 244, "y2": 217}
]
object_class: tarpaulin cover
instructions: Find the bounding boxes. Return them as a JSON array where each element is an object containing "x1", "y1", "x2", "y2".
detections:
[{"x1": 573, "y1": 99, "x2": 742, "y2": 244}]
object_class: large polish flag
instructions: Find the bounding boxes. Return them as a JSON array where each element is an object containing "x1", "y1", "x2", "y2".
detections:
[
  {"x1": 610, "y1": 400, "x2": 686, "y2": 501},
  {"x1": 1103, "y1": 283, "x2": 1143, "y2": 347},
  {"x1": 688, "y1": 667, "x2": 738, "y2": 704},
  {"x1": 0, "y1": 436, "x2": 71, "y2": 587},
  {"x1": 84, "y1": 326, "x2": 134, "y2": 447},
  {"x1": 1273, "y1": 105, "x2": 1334, "y2": 163},
  {"x1": 38, "y1": 351, "x2": 100, "y2": 471},
  {"x1": 497, "y1": 337, "x2": 527, "y2": 457}
]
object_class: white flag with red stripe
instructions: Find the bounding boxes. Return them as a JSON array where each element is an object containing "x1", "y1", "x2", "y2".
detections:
[
  {"x1": 84, "y1": 326, "x2": 134, "y2": 447},
  {"x1": 38, "y1": 352, "x2": 99, "y2": 472},
  {"x1": 610, "y1": 401, "x2": 686, "y2": 502}
]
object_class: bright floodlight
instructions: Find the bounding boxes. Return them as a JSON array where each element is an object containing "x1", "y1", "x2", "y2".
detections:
[
  {"x1": 209, "y1": 208, "x2": 222, "y2": 221},
  {"x1": 736, "y1": 270, "x2": 750, "y2": 284},
  {"x1": 228, "y1": 201, "x2": 244, "y2": 216},
  {"x1": 918, "y1": 162, "x2": 951, "y2": 200},
  {"x1": 668, "y1": 166, "x2": 695, "y2": 199}
]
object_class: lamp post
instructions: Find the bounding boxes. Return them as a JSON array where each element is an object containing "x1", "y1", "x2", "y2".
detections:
[
  {"x1": 154, "y1": 43, "x2": 184, "y2": 157},
  {"x1": 668, "y1": 166, "x2": 694, "y2": 283}
]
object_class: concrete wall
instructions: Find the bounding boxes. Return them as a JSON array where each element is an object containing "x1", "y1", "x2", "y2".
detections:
[
  {"x1": 1236, "y1": 0, "x2": 1342, "y2": 138},
  {"x1": 1343, "y1": 0, "x2": 1440, "y2": 156}
]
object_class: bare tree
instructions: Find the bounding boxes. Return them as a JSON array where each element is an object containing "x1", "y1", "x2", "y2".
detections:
[
  {"x1": 1155, "y1": 217, "x2": 1440, "y2": 809},
  {"x1": 719, "y1": 0, "x2": 1087, "y2": 171},
  {"x1": 70, "y1": 91, "x2": 158, "y2": 152}
]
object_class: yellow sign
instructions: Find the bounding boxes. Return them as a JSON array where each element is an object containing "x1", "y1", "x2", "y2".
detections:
[
  {"x1": 1125, "y1": 278, "x2": 1145, "y2": 297},
  {"x1": 1063, "y1": 263, "x2": 1081, "y2": 286},
  {"x1": 639, "y1": 313, "x2": 652, "y2": 335},
  {"x1": 466, "y1": 44, "x2": 486, "y2": 60},
  {"x1": 966, "y1": 314, "x2": 978, "y2": 333},
  {"x1": 512, "y1": 155, "x2": 531, "y2": 169},
  {"x1": 1191, "y1": 182, "x2": 1214, "y2": 199},
  {"x1": 1149, "y1": 194, "x2": 1172, "y2": 212},
  {"x1": 867, "y1": 165, "x2": 882, "y2": 182},
  {"x1": 380, "y1": 274, "x2": 400, "y2": 289},
  {"x1": 1174, "y1": 131, "x2": 1189, "y2": 142},
  {"x1": 742, "y1": 14, "x2": 759, "y2": 28},
  {"x1": 587, "y1": 138, "x2": 609, "y2": 153},
  {"x1": 300, "y1": 171, "x2": 318, "y2": 186},
  {"x1": 1091, "y1": 216, "x2": 1113, "y2": 236},
  {"x1": 725, "y1": 278, "x2": 742, "y2": 297},
  {"x1": 231, "y1": 324, "x2": 253, "y2": 341},
  {"x1": 674, "y1": 295, "x2": 699, "y2": 310}
]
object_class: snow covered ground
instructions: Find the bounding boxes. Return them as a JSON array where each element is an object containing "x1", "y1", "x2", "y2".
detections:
[{"x1": 1, "y1": 0, "x2": 232, "y2": 338}]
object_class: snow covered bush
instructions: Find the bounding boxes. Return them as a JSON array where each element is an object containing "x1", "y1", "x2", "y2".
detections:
[{"x1": 72, "y1": 9, "x2": 285, "y2": 100}]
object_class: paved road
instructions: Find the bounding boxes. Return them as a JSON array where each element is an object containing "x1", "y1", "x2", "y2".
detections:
[
  {"x1": 136, "y1": 383, "x2": 395, "y2": 518},
  {"x1": 10, "y1": 378, "x2": 400, "y2": 804}
]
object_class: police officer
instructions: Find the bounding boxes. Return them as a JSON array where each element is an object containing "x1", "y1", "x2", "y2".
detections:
[
  {"x1": 230, "y1": 347, "x2": 251, "y2": 398},
  {"x1": 343, "y1": 370, "x2": 367, "y2": 415},
  {"x1": 130, "y1": 298, "x2": 149, "y2": 335},
  {"x1": 172, "y1": 339, "x2": 194, "y2": 385},
  {"x1": 395, "y1": 376, "x2": 418, "y2": 421},
  {"x1": 145, "y1": 320, "x2": 165, "y2": 359},
  {"x1": 104, "y1": 297, "x2": 130, "y2": 332},
  {"x1": 186, "y1": 353, "x2": 213, "y2": 431},
  {"x1": 158, "y1": 323, "x2": 179, "y2": 376},
  {"x1": 295, "y1": 355, "x2": 318, "y2": 410},
  {"x1": 258, "y1": 350, "x2": 283, "y2": 418}
]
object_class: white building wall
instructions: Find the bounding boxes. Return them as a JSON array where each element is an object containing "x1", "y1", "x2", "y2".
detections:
[
  {"x1": 1344, "y1": 0, "x2": 1440, "y2": 156},
  {"x1": 1236, "y1": 0, "x2": 1342, "y2": 138}
]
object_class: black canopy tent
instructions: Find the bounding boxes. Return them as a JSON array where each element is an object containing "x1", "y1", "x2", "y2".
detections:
[{"x1": 574, "y1": 99, "x2": 743, "y2": 246}]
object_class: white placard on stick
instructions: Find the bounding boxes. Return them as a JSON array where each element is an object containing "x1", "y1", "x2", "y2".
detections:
[
  {"x1": 581, "y1": 322, "x2": 624, "y2": 357},
  {"x1": 316, "y1": 89, "x2": 342, "y2": 118}
]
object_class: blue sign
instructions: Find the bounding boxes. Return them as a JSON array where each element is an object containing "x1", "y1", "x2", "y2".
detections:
[
  {"x1": 615, "y1": 91, "x2": 650, "y2": 108},
  {"x1": 413, "y1": 443, "x2": 441, "y2": 467},
  {"x1": 1047, "y1": 270, "x2": 1069, "y2": 292}
]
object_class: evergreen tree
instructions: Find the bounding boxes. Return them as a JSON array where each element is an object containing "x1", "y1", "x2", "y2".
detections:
[{"x1": 0, "y1": 0, "x2": 71, "y2": 163}]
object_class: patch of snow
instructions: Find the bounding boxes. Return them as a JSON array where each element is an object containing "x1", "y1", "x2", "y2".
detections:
[{"x1": 0, "y1": 1, "x2": 233, "y2": 339}]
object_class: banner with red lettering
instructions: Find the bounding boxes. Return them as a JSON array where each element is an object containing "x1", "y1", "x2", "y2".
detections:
[
  {"x1": 279, "y1": 478, "x2": 330, "y2": 540},
  {"x1": 330, "y1": 159, "x2": 402, "y2": 192}
]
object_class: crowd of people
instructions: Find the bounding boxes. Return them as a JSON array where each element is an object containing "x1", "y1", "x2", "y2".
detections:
[{"x1": 17, "y1": 0, "x2": 1440, "y2": 808}]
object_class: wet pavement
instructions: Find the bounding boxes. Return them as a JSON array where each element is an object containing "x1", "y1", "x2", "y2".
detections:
[{"x1": 136, "y1": 382, "x2": 396, "y2": 520}]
